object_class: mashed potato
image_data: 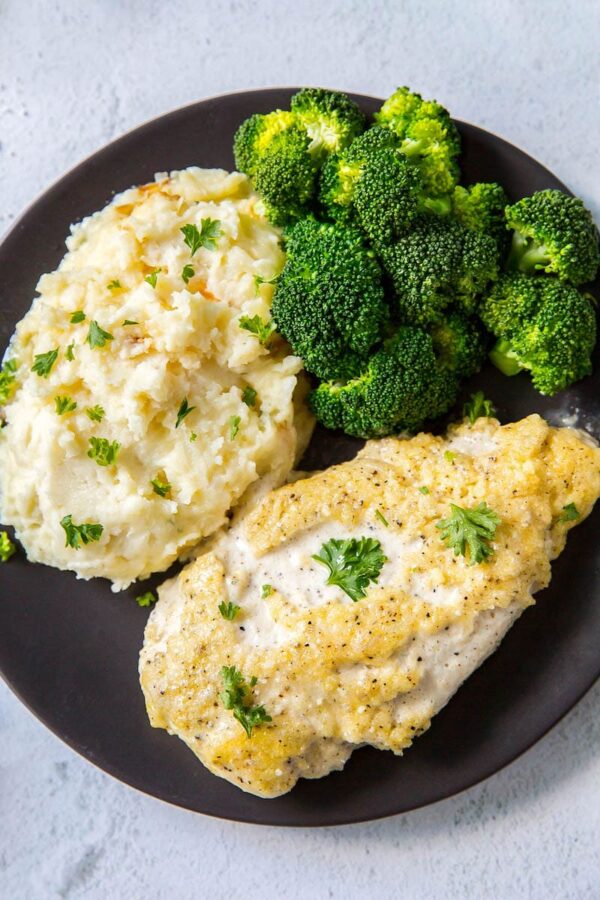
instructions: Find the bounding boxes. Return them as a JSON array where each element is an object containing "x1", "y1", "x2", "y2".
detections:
[{"x1": 0, "y1": 168, "x2": 312, "y2": 589}]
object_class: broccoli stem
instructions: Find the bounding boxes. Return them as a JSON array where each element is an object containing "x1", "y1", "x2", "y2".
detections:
[
  {"x1": 507, "y1": 230, "x2": 550, "y2": 273},
  {"x1": 400, "y1": 138, "x2": 425, "y2": 158},
  {"x1": 421, "y1": 194, "x2": 452, "y2": 216},
  {"x1": 489, "y1": 338, "x2": 524, "y2": 376}
]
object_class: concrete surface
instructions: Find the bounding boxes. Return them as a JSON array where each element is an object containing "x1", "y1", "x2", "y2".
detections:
[{"x1": 1, "y1": 1, "x2": 599, "y2": 897}]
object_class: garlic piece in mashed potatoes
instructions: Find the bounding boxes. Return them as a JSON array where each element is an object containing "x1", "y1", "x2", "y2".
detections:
[{"x1": 0, "y1": 167, "x2": 312, "y2": 590}]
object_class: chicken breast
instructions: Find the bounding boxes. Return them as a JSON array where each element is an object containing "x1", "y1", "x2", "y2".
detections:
[{"x1": 139, "y1": 415, "x2": 600, "y2": 798}]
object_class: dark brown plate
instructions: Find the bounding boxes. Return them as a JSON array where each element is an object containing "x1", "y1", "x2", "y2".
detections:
[{"x1": 1, "y1": 89, "x2": 599, "y2": 826}]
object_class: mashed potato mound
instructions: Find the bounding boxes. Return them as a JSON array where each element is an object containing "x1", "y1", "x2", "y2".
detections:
[{"x1": 0, "y1": 168, "x2": 312, "y2": 589}]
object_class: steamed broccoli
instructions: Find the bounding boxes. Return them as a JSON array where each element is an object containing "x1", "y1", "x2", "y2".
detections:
[
  {"x1": 374, "y1": 87, "x2": 461, "y2": 198},
  {"x1": 452, "y1": 182, "x2": 509, "y2": 255},
  {"x1": 505, "y1": 190, "x2": 600, "y2": 285},
  {"x1": 233, "y1": 110, "x2": 316, "y2": 225},
  {"x1": 480, "y1": 273, "x2": 597, "y2": 395},
  {"x1": 380, "y1": 215, "x2": 499, "y2": 324},
  {"x1": 429, "y1": 309, "x2": 488, "y2": 380},
  {"x1": 290, "y1": 88, "x2": 366, "y2": 161},
  {"x1": 310, "y1": 326, "x2": 459, "y2": 439},
  {"x1": 271, "y1": 218, "x2": 389, "y2": 380},
  {"x1": 319, "y1": 127, "x2": 426, "y2": 244}
]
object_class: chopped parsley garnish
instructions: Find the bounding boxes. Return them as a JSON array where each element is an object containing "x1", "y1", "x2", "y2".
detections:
[
  {"x1": 181, "y1": 219, "x2": 222, "y2": 255},
  {"x1": 0, "y1": 531, "x2": 16, "y2": 562},
  {"x1": 463, "y1": 391, "x2": 496, "y2": 424},
  {"x1": 60, "y1": 515, "x2": 103, "y2": 549},
  {"x1": 86, "y1": 405, "x2": 105, "y2": 423},
  {"x1": 220, "y1": 665, "x2": 272, "y2": 737},
  {"x1": 70, "y1": 310, "x2": 86, "y2": 324},
  {"x1": 151, "y1": 477, "x2": 171, "y2": 497},
  {"x1": 86, "y1": 321, "x2": 114, "y2": 349},
  {"x1": 238, "y1": 314, "x2": 276, "y2": 345},
  {"x1": 312, "y1": 537, "x2": 387, "y2": 602},
  {"x1": 437, "y1": 502, "x2": 501, "y2": 565},
  {"x1": 54, "y1": 395, "x2": 77, "y2": 415},
  {"x1": 31, "y1": 348, "x2": 58, "y2": 378},
  {"x1": 0, "y1": 359, "x2": 18, "y2": 403},
  {"x1": 375, "y1": 509, "x2": 389, "y2": 527},
  {"x1": 219, "y1": 601, "x2": 241, "y2": 621},
  {"x1": 190, "y1": 432, "x2": 197, "y2": 442},
  {"x1": 144, "y1": 268, "x2": 161, "y2": 288},
  {"x1": 229, "y1": 415, "x2": 241, "y2": 440},
  {"x1": 87, "y1": 436, "x2": 120, "y2": 467},
  {"x1": 122, "y1": 319, "x2": 139, "y2": 326},
  {"x1": 444, "y1": 450, "x2": 457, "y2": 463},
  {"x1": 558, "y1": 502, "x2": 580, "y2": 523},
  {"x1": 65, "y1": 342, "x2": 75, "y2": 361},
  {"x1": 241, "y1": 386, "x2": 257, "y2": 407},
  {"x1": 175, "y1": 397, "x2": 195, "y2": 428},
  {"x1": 261, "y1": 584, "x2": 273, "y2": 599},
  {"x1": 181, "y1": 264, "x2": 195, "y2": 284},
  {"x1": 136, "y1": 591, "x2": 156, "y2": 607},
  {"x1": 253, "y1": 273, "x2": 278, "y2": 295},
  {"x1": 418, "y1": 486, "x2": 430, "y2": 495},
  {"x1": 107, "y1": 279, "x2": 121, "y2": 291}
]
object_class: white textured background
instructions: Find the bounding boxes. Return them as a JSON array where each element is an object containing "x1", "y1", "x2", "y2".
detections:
[{"x1": 1, "y1": 1, "x2": 599, "y2": 897}]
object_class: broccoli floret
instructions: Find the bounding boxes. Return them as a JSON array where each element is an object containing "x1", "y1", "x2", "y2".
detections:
[
  {"x1": 233, "y1": 110, "x2": 316, "y2": 225},
  {"x1": 374, "y1": 87, "x2": 461, "y2": 197},
  {"x1": 380, "y1": 215, "x2": 499, "y2": 324},
  {"x1": 480, "y1": 273, "x2": 597, "y2": 395},
  {"x1": 429, "y1": 309, "x2": 488, "y2": 380},
  {"x1": 310, "y1": 327, "x2": 459, "y2": 439},
  {"x1": 290, "y1": 88, "x2": 366, "y2": 161},
  {"x1": 505, "y1": 190, "x2": 600, "y2": 285},
  {"x1": 319, "y1": 126, "x2": 443, "y2": 245},
  {"x1": 452, "y1": 182, "x2": 509, "y2": 256},
  {"x1": 271, "y1": 219, "x2": 389, "y2": 380}
]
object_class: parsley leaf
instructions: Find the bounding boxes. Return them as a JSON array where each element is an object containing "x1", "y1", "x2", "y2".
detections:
[
  {"x1": 312, "y1": 537, "x2": 387, "y2": 602},
  {"x1": 107, "y1": 279, "x2": 121, "y2": 291},
  {"x1": 558, "y1": 502, "x2": 580, "y2": 523},
  {"x1": 0, "y1": 531, "x2": 16, "y2": 562},
  {"x1": 151, "y1": 477, "x2": 171, "y2": 497},
  {"x1": 87, "y1": 436, "x2": 120, "y2": 466},
  {"x1": 241, "y1": 386, "x2": 257, "y2": 407},
  {"x1": 261, "y1": 584, "x2": 273, "y2": 599},
  {"x1": 70, "y1": 310, "x2": 86, "y2": 324},
  {"x1": 219, "y1": 600, "x2": 241, "y2": 621},
  {"x1": 229, "y1": 415, "x2": 241, "y2": 439},
  {"x1": 375, "y1": 509, "x2": 389, "y2": 527},
  {"x1": 86, "y1": 321, "x2": 114, "y2": 349},
  {"x1": 181, "y1": 264, "x2": 195, "y2": 284},
  {"x1": 190, "y1": 431, "x2": 197, "y2": 442},
  {"x1": 463, "y1": 391, "x2": 496, "y2": 424},
  {"x1": 144, "y1": 268, "x2": 161, "y2": 288},
  {"x1": 253, "y1": 273, "x2": 278, "y2": 295},
  {"x1": 136, "y1": 591, "x2": 156, "y2": 607},
  {"x1": 444, "y1": 450, "x2": 456, "y2": 463},
  {"x1": 239, "y1": 314, "x2": 276, "y2": 345},
  {"x1": 437, "y1": 502, "x2": 501, "y2": 565},
  {"x1": 175, "y1": 397, "x2": 195, "y2": 428},
  {"x1": 55, "y1": 395, "x2": 77, "y2": 415},
  {"x1": 181, "y1": 219, "x2": 222, "y2": 255},
  {"x1": 0, "y1": 359, "x2": 18, "y2": 403},
  {"x1": 31, "y1": 348, "x2": 58, "y2": 378},
  {"x1": 122, "y1": 319, "x2": 139, "y2": 326},
  {"x1": 60, "y1": 515, "x2": 103, "y2": 549},
  {"x1": 418, "y1": 486, "x2": 430, "y2": 495},
  {"x1": 220, "y1": 665, "x2": 272, "y2": 737},
  {"x1": 86, "y1": 405, "x2": 105, "y2": 423},
  {"x1": 65, "y1": 342, "x2": 75, "y2": 361}
]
